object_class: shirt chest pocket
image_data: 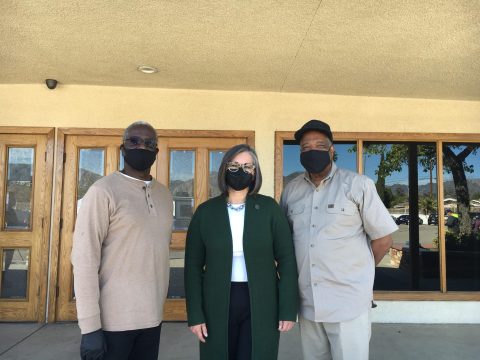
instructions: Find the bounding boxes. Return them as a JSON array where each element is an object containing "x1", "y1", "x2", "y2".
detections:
[
  {"x1": 324, "y1": 201, "x2": 359, "y2": 231},
  {"x1": 325, "y1": 202, "x2": 357, "y2": 216},
  {"x1": 287, "y1": 203, "x2": 306, "y2": 238},
  {"x1": 323, "y1": 201, "x2": 360, "y2": 239}
]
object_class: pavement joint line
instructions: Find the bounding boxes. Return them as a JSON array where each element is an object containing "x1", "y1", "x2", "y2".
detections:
[{"x1": 0, "y1": 323, "x2": 47, "y2": 357}]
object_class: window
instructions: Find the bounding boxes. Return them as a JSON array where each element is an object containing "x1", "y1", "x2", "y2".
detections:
[{"x1": 275, "y1": 131, "x2": 480, "y2": 299}]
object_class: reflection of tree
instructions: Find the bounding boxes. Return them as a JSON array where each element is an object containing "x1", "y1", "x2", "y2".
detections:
[
  {"x1": 355, "y1": 143, "x2": 479, "y2": 236},
  {"x1": 419, "y1": 195, "x2": 437, "y2": 215},
  {"x1": 443, "y1": 145, "x2": 479, "y2": 235},
  {"x1": 418, "y1": 146, "x2": 436, "y2": 197},
  {"x1": 361, "y1": 144, "x2": 407, "y2": 208},
  {"x1": 352, "y1": 144, "x2": 438, "y2": 210}
]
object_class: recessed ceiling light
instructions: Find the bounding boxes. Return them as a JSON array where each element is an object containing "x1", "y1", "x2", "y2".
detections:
[{"x1": 137, "y1": 65, "x2": 158, "y2": 74}]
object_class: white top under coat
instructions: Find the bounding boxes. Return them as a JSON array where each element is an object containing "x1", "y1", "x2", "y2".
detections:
[{"x1": 227, "y1": 203, "x2": 248, "y2": 282}]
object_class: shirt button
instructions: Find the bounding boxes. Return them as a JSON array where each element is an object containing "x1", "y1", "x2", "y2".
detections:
[
  {"x1": 310, "y1": 244, "x2": 314, "y2": 247},
  {"x1": 311, "y1": 224, "x2": 315, "y2": 228},
  {"x1": 150, "y1": 204, "x2": 153, "y2": 208},
  {"x1": 311, "y1": 264, "x2": 315, "y2": 267},
  {"x1": 314, "y1": 206, "x2": 318, "y2": 210},
  {"x1": 148, "y1": 194, "x2": 150, "y2": 197}
]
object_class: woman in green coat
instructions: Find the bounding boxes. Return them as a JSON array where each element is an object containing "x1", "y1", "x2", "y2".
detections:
[{"x1": 185, "y1": 144, "x2": 299, "y2": 360}]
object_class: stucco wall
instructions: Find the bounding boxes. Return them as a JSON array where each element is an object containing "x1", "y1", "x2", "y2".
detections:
[
  {"x1": 1, "y1": 84, "x2": 479, "y2": 196},
  {"x1": 2, "y1": 84, "x2": 480, "y2": 322}
]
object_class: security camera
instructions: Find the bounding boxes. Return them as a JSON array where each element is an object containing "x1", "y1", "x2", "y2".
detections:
[{"x1": 45, "y1": 79, "x2": 58, "y2": 90}]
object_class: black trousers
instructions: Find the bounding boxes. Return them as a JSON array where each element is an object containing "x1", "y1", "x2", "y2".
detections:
[
  {"x1": 103, "y1": 324, "x2": 162, "y2": 360},
  {"x1": 228, "y1": 282, "x2": 252, "y2": 360}
]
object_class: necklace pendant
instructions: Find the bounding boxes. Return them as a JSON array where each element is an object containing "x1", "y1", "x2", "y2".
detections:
[{"x1": 227, "y1": 202, "x2": 245, "y2": 211}]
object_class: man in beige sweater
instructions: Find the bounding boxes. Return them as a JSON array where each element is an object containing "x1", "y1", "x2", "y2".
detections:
[{"x1": 72, "y1": 121, "x2": 173, "y2": 360}]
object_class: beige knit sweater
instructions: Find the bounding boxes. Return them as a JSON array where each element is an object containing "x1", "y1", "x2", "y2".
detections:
[{"x1": 72, "y1": 171, "x2": 173, "y2": 334}]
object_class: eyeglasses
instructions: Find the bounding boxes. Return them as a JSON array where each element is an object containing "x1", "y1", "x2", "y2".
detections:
[
  {"x1": 301, "y1": 142, "x2": 332, "y2": 152},
  {"x1": 226, "y1": 161, "x2": 256, "y2": 174},
  {"x1": 124, "y1": 136, "x2": 157, "y2": 151}
]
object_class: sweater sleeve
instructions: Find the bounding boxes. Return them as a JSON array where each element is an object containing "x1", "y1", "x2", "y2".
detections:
[
  {"x1": 71, "y1": 185, "x2": 110, "y2": 334},
  {"x1": 272, "y1": 200, "x2": 299, "y2": 321},
  {"x1": 184, "y1": 207, "x2": 206, "y2": 326}
]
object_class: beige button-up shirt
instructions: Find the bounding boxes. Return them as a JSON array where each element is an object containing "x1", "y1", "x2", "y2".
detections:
[{"x1": 280, "y1": 163, "x2": 398, "y2": 322}]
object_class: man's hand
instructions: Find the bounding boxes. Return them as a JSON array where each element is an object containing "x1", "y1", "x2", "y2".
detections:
[
  {"x1": 371, "y1": 234, "x2": 393, "y2": 265},
  {"x1": 80, "y1": 329, "x2": 107, "y2": 360},
  {"x1": 278, "y1": 320, "x2": 295, "y2": 332},
  {"x1": 190, "y1": 323, "x2": 208, "y2": 343}
]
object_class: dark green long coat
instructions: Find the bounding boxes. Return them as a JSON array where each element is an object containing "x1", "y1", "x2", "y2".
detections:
[{"x1": 184, "y1": 194, "x2": 298, "y2": 360}]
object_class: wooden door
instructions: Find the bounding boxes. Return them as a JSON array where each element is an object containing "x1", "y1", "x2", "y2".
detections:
[
  {"x1": 54, "y1": 130, "x2": 254, "y2": 322},
  {"x1": 157, "y1": 136, "x2": 251, "y2": 320},
  {"x1": 55, "y1": 134, "x2": 124, "y2": 321},
  {"x1": 0, "y1": 132, "x2": 53, "y2": 321}
]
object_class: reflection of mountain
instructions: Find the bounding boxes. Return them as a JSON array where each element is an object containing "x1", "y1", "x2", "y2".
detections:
[
  {"x1": 78, "y1": 169, "x2": 103, "y2": 199},
  {"x1": 209, "y1": 171, "x2": 221, "y2": 197},
  {"x1": 283, "y1": 172, "x2": 480, "y2": 200},
  {"x1": 170, "y1": 172, "x2": 222, "y2": 197},
  {"x1": 9, "y1": 164, "x2": 32, "y2": 181},
  {"x1": 388, "y1": 179, "x2": 480, "y2": 198},
  {"x1": 283, "y1": 172, "x2": 304, "y2": 186},
  {"x1": 7, "y1": 165, "x2": 33, "y2": 207}
]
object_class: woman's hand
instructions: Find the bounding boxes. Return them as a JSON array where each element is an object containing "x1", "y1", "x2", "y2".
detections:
[
  {"x1": 278, "y1": 320, "x2": 295, "y2": 332},
  {"x1": 190, "y1": 323, "x2": 208, "y2": 343}
]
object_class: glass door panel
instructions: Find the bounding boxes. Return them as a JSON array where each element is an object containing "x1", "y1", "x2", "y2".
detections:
[
  {"x1": 56, "y1": 135, "x2": 122, "y2": 321},
  {"x1": 442, "y1": 143, "x2": 480, "y2": 291},
  {"x1": 157, "y1": 136, "x2": 248, "y2": 321},
  {"x1": 170, "y1": 150, "x2": 195, "y2": 231},
  {"x1": 209, "y1": 150, "x2": 226, "y2": 198},
  {"x1": 4, "y1": 148, "x2": 35, "y2": 230},
  {"x1": 0, "y1": 133, "x2": 51, "y2": 321},
  {"x1": 363, "y1": 142, "x2": 440, "y2": 291}
]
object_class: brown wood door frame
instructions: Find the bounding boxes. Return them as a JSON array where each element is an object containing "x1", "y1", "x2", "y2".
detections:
[
  {"x1": 48, "y1": 128, "x2": 254, "y2": 322},
  {"x1": 0, "y1": 127, "x2": 54, "y2": 322},
  {"x1": 55, "y1": 133, "x2": 124, "y2": 321},
  {"x1": 158, "y1": 134, "x2": 254, "y2": 321}
]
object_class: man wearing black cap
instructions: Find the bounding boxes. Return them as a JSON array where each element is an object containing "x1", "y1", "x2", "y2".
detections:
[{"x1": 280, "y1": 120, "x2": 397, "y2": 360}]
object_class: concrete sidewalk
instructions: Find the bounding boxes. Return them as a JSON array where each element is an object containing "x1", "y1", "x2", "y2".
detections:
[{"x1": 1, "y1": 322, "x2": 479, "y2": 359}]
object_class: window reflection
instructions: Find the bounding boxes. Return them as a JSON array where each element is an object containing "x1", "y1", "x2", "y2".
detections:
[
  {"x1": 167, "y1": 250, "x2": 185, "y2": 299},
  {"x1": 443, "y1": 143, "x2": 480, "y2": 291},
  {"x1": 77, "y1": 149, "x2": 105, "y2": 212},
  {"x1": 4, "y1": 148, "x2": 34, "y2": 230},
  {"x1": 364, "y1": 143, "x2": 440, "y2": 291},
  {"x1": 209, "y1": 150, "x2": 225, "y2": 198},
  {"x1": 170, "y1": 150, "x2": 195, "y2": 231},
  {"x1": 1, "y1": 248, "x2": 29, "y2": 299}
]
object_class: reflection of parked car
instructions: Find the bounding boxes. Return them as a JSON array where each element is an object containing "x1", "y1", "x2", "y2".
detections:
[
  {"x1": 428, "y1": 213, "x2": 438, "y2": 225},
  {"x1": 469, "y1": 212, "x2": 480, "y2": 222},
  {"x1": 395, "y1": 215, "x2": 423, "y2": 225}
]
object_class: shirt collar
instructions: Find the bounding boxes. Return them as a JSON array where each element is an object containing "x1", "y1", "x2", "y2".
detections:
[
  {"x1": 116, "y1": 171, "x2": 153, "y2": 187},
  {"x1": 303, "y1": 162, "x2": 337, "y2": 188}
]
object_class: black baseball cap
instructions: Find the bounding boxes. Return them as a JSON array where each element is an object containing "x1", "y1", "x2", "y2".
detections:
[{"x1": 294, "y1": 119, "x2": 333, "y2": 143}]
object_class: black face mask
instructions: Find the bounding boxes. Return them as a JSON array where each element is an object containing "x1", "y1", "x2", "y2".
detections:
[
  {"x1": 123, "y1": 148, "x2": 157, "y2": 171},
  {"x1": 226, "y1": 169, "x2": 254, "y2": 191},
  {"x1": 300, "y1": 150, "x2": 331, "y2": 174}
]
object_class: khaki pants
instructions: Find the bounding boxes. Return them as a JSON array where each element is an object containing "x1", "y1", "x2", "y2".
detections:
[{"x1": 299, "y1": 310, "x2": 371, "y2": 360}]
